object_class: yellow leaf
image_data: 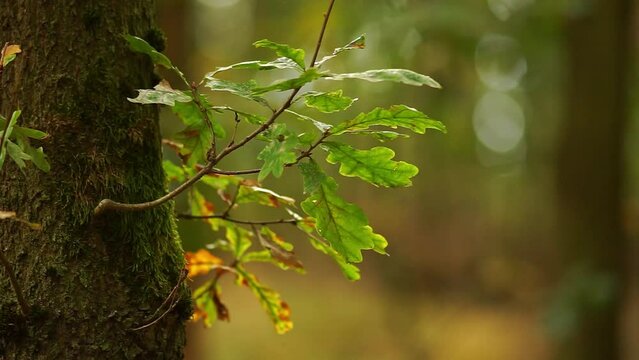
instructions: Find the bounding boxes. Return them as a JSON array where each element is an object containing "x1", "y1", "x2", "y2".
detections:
[
  {"x1": 3, "y1": 44, "x2": 21, "y2": 58},
  {"x1": 185, "y1": 249, "x2": 223, "y2": 278}
]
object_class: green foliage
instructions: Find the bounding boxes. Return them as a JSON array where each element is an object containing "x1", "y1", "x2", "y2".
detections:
[
  {"x1": 123, "y1": 8, "x2": 443, "y2": 334},
  {"x1": 323, "y1": 142, "x2": 419, "y2": 187}
]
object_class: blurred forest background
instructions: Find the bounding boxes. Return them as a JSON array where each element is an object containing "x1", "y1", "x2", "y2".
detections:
[{"x1": 156, "y1": 0, "x2": 637, "y2": 359}]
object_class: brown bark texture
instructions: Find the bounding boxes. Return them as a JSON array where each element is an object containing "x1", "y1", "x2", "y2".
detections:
[{"x1": 0, "y1": 1, "x2": 189, "y2": 358}]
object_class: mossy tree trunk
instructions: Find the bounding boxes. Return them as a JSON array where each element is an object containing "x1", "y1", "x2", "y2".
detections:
[
  {"x1": 0, "y1": 1, "x2": 189, "y2": 358},
  {"x1": 556, "y1": 0, "x2": 634, "y2": 358}
]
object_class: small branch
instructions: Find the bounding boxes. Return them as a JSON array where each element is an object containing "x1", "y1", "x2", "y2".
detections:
[
  {"x1": 311, "y1": 0, "x2": 337, "y2": 66},
  {"x1": 93, "y1": 162, "x2": 214, "y2": 216},
  {"x1": 226, "y1": 111, "x2": 241, "y2": 149},
  {"x1": 0, "y1": 249, "x2": 30, "y2": 316},
  {"x1": 131, "y1": 268, "x2": 188, "y2": 331},
  {"x1": 178, "y1": 213, "x2": 298, "y2": 226},
  {"x1": 208, "y1": 130, "x2": 331, "y2": 176}
]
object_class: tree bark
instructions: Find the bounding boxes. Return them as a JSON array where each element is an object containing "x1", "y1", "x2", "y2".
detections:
[
  {"x1": 0, "y1": 1, "x2": 188, "y2": 358},
  {"x1": 556, "y1": 0, "x2": 634, "y2": 358}
]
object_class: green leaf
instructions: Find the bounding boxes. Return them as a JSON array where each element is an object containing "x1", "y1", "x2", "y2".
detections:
[
  {"x1": 327, "y1": 69, "x2": 442, "y2": 88},
  {"x1": 163, "y1": 160, "x2": 186, "y2": 183},
  {"x1": 236, "y1": 266, "x2": 293, "y2": 334},
  {"x1": 349, "y1": 130, "x2": 410, "y2": 142},
  {"x1": 204, "y1": 78, "x2": 270, "y2": 107},
  {"x1": 193, "y1": 286, "x2": 217, "y2": 327},
  {"x1": 123, "y1": 35, "x2": 173, "y2": 69},
  {"x1": 257, "y1": 125, "x2": 299, "y2": 181},
  {"x1": 6, "y1": 140, "x2": 31, "y2": 169},
  {"x1": 332, "y1": 105, "x2": 446, "y2": 135},
  {"x1": 309, "y1": 237, "x2": 361, "y2": 281},
  {"x1": 322, "y1": 142, "x2": 418, "y2": 188},
  {"x1": 253, "y1": 68, "x2": 322, "y2": 94},
  {"x1": 209, "y1": 57, "x2": 302, "y2": 76},
  {"x1": 253, "y1": 39, "x2": 306, "y2": 70},
  {"x1": 285, "y1": 110, "x2": 332, "y2": 133},
  {"x1": 0, "y1": 111, "x2": 20, "y2": 170},
  {"x1": 225, "y1": 225, "x2": 253, "y2": 259},
  {"x1": 299, "y1": 160, "x2": 387, "y2": 262},
  {"x1": 304, "y1": 90, "x2": 356, "y2": 113},
  {"x1": 236, "y1": 185, "x2": 295, "y2": 208},
  {"x1": 128, "y1": 81, "x2": 192, "y2": 106},
  {"x1": 172, "y1": 99, "x2": 225, "y2": 166},
  {"x1": 316, "y1": 35, "x2": 366, "y2": 67},
  {"x1": 23, "y1": 145, "x2": 50, "y2": 172}
]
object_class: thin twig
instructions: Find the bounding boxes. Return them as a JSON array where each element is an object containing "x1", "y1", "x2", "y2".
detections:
[
  {"x1": 194, "y1": 261, "x2": 239, "y2": 301},
  {"x1": 311, "y1": 0, "x2": 337, "y2": 66},
  {"x1": 0, "y1": 249, "x2": 30, "y2": 316},
  {"x1": 178, "y1": 213, "x2": 298, "y2": 226},
  {"x1": 208, "y1": 130, "x2": 332, "y2": 176},
  {"x1": 130, "y1": 268, "x2": 188, "y2": 331},
  {"x1": 0, "y1": 43, "x2": 11, "y2": 161},
  {"x1": 221, "y1": 184, "x2": 241, "y2": 218}
]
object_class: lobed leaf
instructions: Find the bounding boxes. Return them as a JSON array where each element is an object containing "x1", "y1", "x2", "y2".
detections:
[
  {"x1": 253, "y1": 39, "x2": 306, "y2": 70},
  {"x1": 304, "y1": 90, "x2": 357, "y2": 113},
  {"x1": 322, "y1": 142, "x2": 418, "y2": 188},
  {"x1": 332, "y1": 105, "x2": 446, "y2": 135},
  {"x1": 257, "y1": 125, "x2": 299, "y2": 181},
  {"x1": 299, "y1": 160, "x2": 388, "y2": 263},
  {"x1": 326, "y1": 69, "x2": 442, "y2": 88},
  {"x1": 186, "y1": 249, "x2": 223, "y2": 278}
]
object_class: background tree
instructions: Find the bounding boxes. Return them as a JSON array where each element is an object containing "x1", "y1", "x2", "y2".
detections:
[{"x1": 0, "y1": 1, "x2": 188, "y2": 358}]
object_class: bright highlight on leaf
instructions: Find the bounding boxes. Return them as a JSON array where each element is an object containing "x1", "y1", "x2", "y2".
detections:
[
  {"x1": 327, "y1": 69, "x2": 442, "y2": 88},
  {"x1": 322, "y1": 142, "x2": 419, "y2": 188},
  {"x1": 333, "y1": 105, "x2": 446, "y2": 135},
  {"x1": 129, "y1": 81, "x2": 192, "y2": 106},
  {"x1": 316, "y1": 34, "x2": 366, "y2": 67}
]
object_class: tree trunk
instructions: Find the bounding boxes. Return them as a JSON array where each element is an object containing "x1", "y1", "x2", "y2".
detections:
[
  {"x1": 556, "y1": 0, "x2": 634, "y2": 358},
  {"x1": 0, "y1": 1, "x2": 188, "y2": 358}
]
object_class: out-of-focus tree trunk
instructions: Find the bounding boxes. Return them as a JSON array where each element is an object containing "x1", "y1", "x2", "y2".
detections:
[{"x1": 556, "y1": 0, "x2": 634, "y2": 358}]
